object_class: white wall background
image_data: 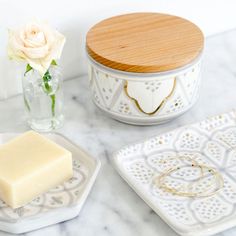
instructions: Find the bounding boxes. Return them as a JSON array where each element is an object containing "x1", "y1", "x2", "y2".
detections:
[{"x1": 1, "y1": 0, "x2": 236, "y2": 99}]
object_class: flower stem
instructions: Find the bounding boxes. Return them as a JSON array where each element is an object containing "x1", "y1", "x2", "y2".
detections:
[
  {"x1": 23, "y1": 64, "x2": 33, "y2": 112},
  {"x1": 23, "y1": 95, "x2": 31, "y2": 112},
  {"x1": 50, "y1": 94, "x2": 56, "y2": 117}
]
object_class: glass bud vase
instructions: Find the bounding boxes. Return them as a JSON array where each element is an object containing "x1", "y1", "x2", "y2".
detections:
[{"x1": 22, "y1": 65, "x2": 64, "y2": 132}]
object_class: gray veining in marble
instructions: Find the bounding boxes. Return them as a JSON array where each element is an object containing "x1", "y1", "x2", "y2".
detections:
[{"x1": 1, "y1": 29, "x2": 236, "y2": 236}]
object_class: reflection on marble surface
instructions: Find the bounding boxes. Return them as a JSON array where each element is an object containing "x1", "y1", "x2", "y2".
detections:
[{"x1": 1, "y1": 29, "x2": 236, "y2": 236}]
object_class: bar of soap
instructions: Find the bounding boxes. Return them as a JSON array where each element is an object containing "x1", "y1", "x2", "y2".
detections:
[{"x1": 0, "y1": 131, "x2": 73, "y2": 209}]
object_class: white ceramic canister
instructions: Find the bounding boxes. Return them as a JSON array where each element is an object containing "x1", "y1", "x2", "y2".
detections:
[{"x1": 86, "y1": 13, "x2": 204, "y2": 125}]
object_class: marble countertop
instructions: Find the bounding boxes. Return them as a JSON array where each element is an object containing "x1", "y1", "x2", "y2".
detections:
[{"x1": 1, "y1": 29, "x2": 236, "y2": 236}]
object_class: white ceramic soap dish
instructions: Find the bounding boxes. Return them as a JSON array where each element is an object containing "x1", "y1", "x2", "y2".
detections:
[
  {"x1": 113, "y1": 111, "x2": 236, "y2": 236},
  {"x1": 0, "y1": 133, "x2": 100, "y2": 234}
]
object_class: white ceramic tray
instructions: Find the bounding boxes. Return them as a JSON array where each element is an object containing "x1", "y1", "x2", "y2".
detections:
[
  {"x1": 113, "y1": 111, "x2": 236, "y2": 236},
  {"x1": 0, "y1": 133, "x2": 100, "y2": 234}
]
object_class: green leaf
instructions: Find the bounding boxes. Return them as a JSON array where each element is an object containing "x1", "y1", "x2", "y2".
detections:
[
  {"x1": 42, "y1": 70, "x2": 52, "y2": 94},
  {"x1": 24, "y1": 64, "x2": 33, "y2": 76},
  {"x1": 42, "y1": 70, "x2": 56, "y2": 118},
  {"x1": 51, "y1": 60, "x2": 57, "y2": 66}
]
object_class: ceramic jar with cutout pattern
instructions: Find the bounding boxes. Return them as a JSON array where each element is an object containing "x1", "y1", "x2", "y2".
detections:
[{"x1": 86, "y1": 13, "x2": 204, "y2": 125}]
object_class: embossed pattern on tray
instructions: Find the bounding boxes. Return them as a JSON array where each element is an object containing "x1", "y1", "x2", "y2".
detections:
[{"x1": 113, "y1": 111, "x2": 236, "y2": 236}]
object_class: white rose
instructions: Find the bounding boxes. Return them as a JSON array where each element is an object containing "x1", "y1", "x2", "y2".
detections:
[{"x1": 8, "y1": 21, "x2": 65, "y2": 75}]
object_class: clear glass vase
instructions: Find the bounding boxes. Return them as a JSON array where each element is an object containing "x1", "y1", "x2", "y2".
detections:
[{"x1": 22, "y1": 65, "x2": 64, "y2": 132}]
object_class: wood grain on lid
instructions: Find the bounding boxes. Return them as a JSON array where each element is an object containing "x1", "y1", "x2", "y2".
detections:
[{"x1": 86, "y1": 13, "x2": 204, "y2": 73}]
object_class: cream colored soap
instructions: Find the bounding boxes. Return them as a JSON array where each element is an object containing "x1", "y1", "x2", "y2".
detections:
[{"x1": 0, "y1": 131, "x2": 73, "y2": 209}]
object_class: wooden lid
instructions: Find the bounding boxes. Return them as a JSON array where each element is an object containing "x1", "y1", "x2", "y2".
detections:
[{"x1": 86, "y1": 13, "x2": 204, "y2": 73}]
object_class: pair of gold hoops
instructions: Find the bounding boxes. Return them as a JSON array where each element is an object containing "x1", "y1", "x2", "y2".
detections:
[{"x1": 155, "y1": 156, "x2": 224, "y2": 198}]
